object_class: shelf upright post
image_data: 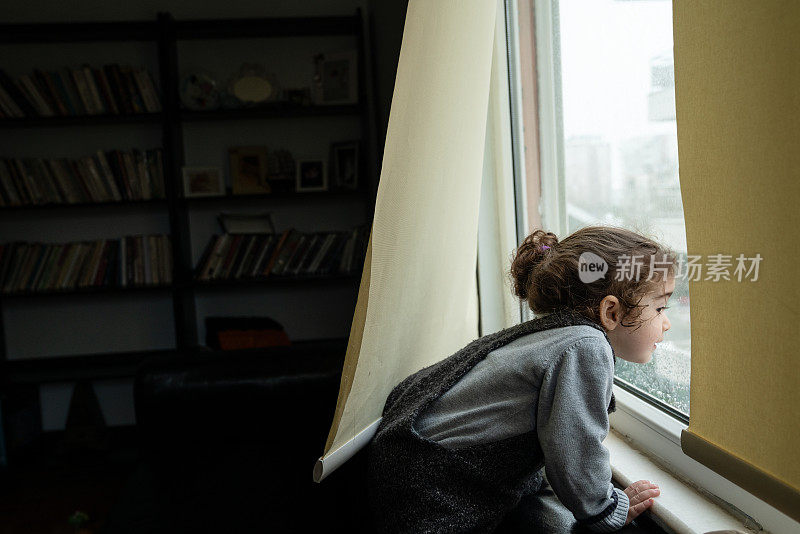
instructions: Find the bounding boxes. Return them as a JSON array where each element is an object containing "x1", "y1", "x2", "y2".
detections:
[{"x1": 157, "y1": 12, "x2": 197, "y2": 351}]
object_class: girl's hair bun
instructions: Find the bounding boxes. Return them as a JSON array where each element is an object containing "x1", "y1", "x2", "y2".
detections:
[
  {"x1": 509, "y1": 229, "x2": 558, "y2": 300},
  {"x1": 508, "y1": 225, "x2": 678, "y2": 327}
]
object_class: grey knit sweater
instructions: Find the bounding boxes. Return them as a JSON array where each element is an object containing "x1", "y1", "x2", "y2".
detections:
[{"x1": 367, "y1": 308, "x2": 627, "y2": 533}]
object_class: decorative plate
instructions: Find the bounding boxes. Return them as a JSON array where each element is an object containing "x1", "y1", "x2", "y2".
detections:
[{"x1": 227, "y1": 63, "x2": 281, "y2": 106}]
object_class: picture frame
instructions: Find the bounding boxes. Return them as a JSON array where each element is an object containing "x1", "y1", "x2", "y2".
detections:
[
  {"x1": 229, "y1": 146, "x2": 271, "y2": 195},
  {"x1": 330, "y1": 141, "x2": 360, "y2": 190},
  {"x1": 182, "y1": 166, "x2": 225, "y2": 197},
  {"x1": 296, "y1": 158, "x2": 328, "y2": 192},
  {"x1": 313, "y1": 51, "x2": 358, "y2": 105},
  {"x1": 264, "y1": 148, "x2": 296, "y2": 193}
]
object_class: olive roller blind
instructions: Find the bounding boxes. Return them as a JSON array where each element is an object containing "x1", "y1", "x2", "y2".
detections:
[{"x1": 673, "y1": 0, "x2": 800, "y2": 521}]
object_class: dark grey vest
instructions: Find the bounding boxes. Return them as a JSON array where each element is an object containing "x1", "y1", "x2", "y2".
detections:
[{"x1": 366, "y1": 308, "x2": 616, "y2": 533}]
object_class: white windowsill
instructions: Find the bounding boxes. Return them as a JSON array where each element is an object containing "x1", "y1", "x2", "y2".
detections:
[
  {"x1": 609, "y1": 384, "x2": 799, "y2": 534},
  {"x1": 605, "y1": 430, "x2": 752, "y2": 533}
]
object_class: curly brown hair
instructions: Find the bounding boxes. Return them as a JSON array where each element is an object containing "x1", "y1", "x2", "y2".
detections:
[{"x1": 508, "y1": 225, "x2": 678, "y2": 329}]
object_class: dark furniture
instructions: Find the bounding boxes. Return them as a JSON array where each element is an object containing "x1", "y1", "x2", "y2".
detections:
[
  {"x1": 103, "y1": 339, "x2": 372, "y2": 533},
  {"x1": 0, "y1": 9, "x2": 379, "y2": 468}
]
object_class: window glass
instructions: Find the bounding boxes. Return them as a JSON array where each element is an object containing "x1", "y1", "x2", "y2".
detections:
[{"x1": 556, "y1": 0, "x2": 689, "y2": 414}]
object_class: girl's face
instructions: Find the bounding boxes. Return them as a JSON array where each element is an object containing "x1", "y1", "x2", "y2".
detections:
[{"x1": 606, "y1": 276, "x2": 675, "y2": 364}]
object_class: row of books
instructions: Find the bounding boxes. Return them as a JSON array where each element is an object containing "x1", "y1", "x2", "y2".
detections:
[
  {"x1": 195, "y1": 226, "x2": 369, "y2": 281},
  {"x1": 0, "y1": 65, "x2": 161, "y2": 119},
  {"x1": 0, "y1": 235, "x2": 172, "y2": 294},
  {"x1": 0, "y1": 149, "x2": 165, "y2": 207}
]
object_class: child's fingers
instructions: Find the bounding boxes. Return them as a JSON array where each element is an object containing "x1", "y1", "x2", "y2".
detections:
[
  {"x1": 629, "y1": 497, "x2": 655, "y2": 519},
  {"x1": 625, "y1": 480, "x2": 660, "y2": 501},
  {"x1": 631, "y1": 486, "x2": 660, "y2": 504}
]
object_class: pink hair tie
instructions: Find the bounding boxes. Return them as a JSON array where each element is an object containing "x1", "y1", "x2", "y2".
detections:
[{"x1": 541, "y1": 245, "x2": 551, "y2": 250}]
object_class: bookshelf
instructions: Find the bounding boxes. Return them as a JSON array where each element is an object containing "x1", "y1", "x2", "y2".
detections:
[{"x1": 0, "y1": 10, "x2": 379, "y2": 454}]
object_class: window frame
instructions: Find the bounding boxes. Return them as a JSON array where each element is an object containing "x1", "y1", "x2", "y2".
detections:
[{"x1": 504, "y1": 1, "x2": 797, "y2": 531}]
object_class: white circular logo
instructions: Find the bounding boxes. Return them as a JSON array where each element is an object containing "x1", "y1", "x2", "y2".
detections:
[{"x1": 578, "y1": 252, "x2": 608, "y2": 283}]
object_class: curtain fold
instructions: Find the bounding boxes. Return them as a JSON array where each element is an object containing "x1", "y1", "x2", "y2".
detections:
[
  {"x1": 673, "y1": 0, "x2": 799, "y2": 521},
  {"x1": 316, "y1": 0, "x2": 498, "y2": 481},
  {"x1": 478, "y1": 0, "x2": 523, "y2": 335}
]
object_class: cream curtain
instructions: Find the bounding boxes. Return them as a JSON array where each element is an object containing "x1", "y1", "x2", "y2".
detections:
[
  {"x1": 315, "y1": 0, "x2": 499, "y2": 481},
  {"x1": 478, "y1": 0, "x2": 524, "y2": 335},
  {"x1": 673, "y1": 0, "x2": 799, "y2": 521}
]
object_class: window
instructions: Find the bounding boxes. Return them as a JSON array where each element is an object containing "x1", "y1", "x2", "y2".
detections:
[{"x1": 523, "y1": 0, "x2": 690, "y2": 418}]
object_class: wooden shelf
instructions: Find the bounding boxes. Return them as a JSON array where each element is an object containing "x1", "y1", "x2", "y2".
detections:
[
  {"x1": 0, "y1": 21, "x2": 159, "y2": 44},
  {"x1": 0, "y1": 113, "x2": 163, "y2": 129},
  {"x1": 180, "y1": 103, "x2": 361, "y2": 122},
  {"x1": 191, "y1": 274, "x2": 359, "y2": 289},
  {"x1": 0, "y1": 198, "x2": 167, "y2": 212},
  {"x1": 183, "y1": 188, "x2": 367, "y2": 204},
  {"x1": 2, "y1": 348, "x2": 177, "y2": 384},
  {"x1": 174, "y1": 16, "x2": 360, "y2": 40},
  {"x1": 1, "y1": 284, "x2": 173, "y2": 299}
]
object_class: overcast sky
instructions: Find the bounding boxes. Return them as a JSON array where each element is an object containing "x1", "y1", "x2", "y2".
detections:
[{"x1": 559, "y1": 0, "x2": 675, "y2": 140}]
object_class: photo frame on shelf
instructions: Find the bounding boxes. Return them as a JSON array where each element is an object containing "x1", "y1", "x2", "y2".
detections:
[
  {"x1": 265, "y1": 148, "x2": 296, "y2": 193},
  {"x1": 330, "y1": 140, "x2": 360, "y2": 190},
  {"x1": 296, "y1": 158, "x2": 328, "y2": 192},
  {"x1": 229, "y1": 146, "x2": 271, "y2": 195},
  {"x1": 182, "y1": 166, "x2": 225, "y2": 197},
  {"x1": 313, "y1": 51, "x2": 358, "y2": 105}
]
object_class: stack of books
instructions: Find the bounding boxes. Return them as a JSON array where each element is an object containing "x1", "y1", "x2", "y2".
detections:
[
  {"x1": 195, "y1": 226, "x2": 369, "y2": 281},
  {"x1": 0, "y1": 64, "x2": 161, "y2": 118},
  {"x1": 0, "y1": 148, "x2": 165, "y2": 206},
  {"x1": 0, "y1": 234, "x2": 172, "y2": 294}
]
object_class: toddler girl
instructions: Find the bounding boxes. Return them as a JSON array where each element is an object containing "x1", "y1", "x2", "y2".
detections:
[{"x1": 367, "y1": 225, "x2": 673, "y2": 533}]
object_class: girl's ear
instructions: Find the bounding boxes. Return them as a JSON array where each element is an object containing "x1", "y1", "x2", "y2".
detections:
[{"x1": 599, "y1": 295, "x2": 621, "y2": 331}]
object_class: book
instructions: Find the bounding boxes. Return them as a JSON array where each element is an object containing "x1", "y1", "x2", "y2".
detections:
[
  {"x1": 67, "y1": 159, "x2": 94, "y2": 202},
  {"x1": 250, "y1": 234, "x2": 276, "y2": 277},
  {"x1": 233, "y1": 235, "x2": 259, "y2": 279},
  {"x1": 121, "y1": 151, "x2": 140, "y2": 199},
  {"x1": 119, "y1": 65, "x2": 145, "y2": 113},
  {"x1": 307, "y1": 233, "x2": 337, "y2": 274},
  {"x1": 17, "y1": 74, "x2": 53, "y2": 116},
  {"x1": 50, "y1": 70, "x2": 80, "y2": 115},
  {"x1": 283, "y1": 234, "x2": 309, "y2": 276},
  {"x1": 132, "y1": 67, "x2": 160, "y2": 113},
  {"x1": 14, "y1": 159, "x2": 44, "y2": 205},
  {"x1": 31, "y1": 158, "x2": 62, "y2": 204},
  {"x1": 261, "y1": 229, "x2": 292, "y2": 277},
  {"x1": 82, "y1": 65, "x2": 105, "y2": 114},
  {"x1": 0, "y1": 69, "x2": 37, "y2": 117},
  {"x1": 297, "y1": 234, "x2": 324, "y2": 274},
  {"x1": 33, "y1": 70, "x2": 67, "y2": 116},
  {"x1": 142, "y1": 235, "x2": 152, "y2": 284},
  {"x1": 208, "y1": 234, "x2": 233, "y2": 280},
  {"x1": 148, "y1": 149, "x2": 165, "y2": 199},
  {"x1": 270, "y1": 229, "x2": 303, "y2": 276},
  {"x1": 134, "y1": 150, "x2": 150, "y2": 199},
  {"x1": 94, "y1": 151, "x2": 123, "y2": 201},
  {"x1": 70, "y1": 68, "x2": 96, "y2": 115},
  {"x1": 0, "y1": 83, "x2": 25, "y2": 117},
  {"x1": 104, "y1": 64, "x2": 131, "y2": 115},
  {"x1": 318, "y1": 233, "x2": 349, "y2": 275},
  {"x1": 220, "y1": 234, "x2": 244, "y2": 279},
  {"x1": 0, "y1": 161, "x2": 21, "y2": 206},
  {"x1": 92, "y1": 67, "x2": 119, "y2": 115}
]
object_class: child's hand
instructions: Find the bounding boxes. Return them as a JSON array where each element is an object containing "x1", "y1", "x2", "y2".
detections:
[{"x1": 623, "y1": 480, "x2": 660, "y2": 525}]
